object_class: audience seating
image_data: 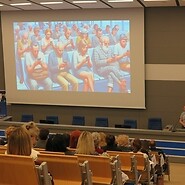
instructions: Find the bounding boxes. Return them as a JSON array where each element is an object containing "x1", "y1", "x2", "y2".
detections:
[
  {"x1": 0, "y1": 154, "x2": 50, "y2": 185},
  {"x1": 0, "y1": 145, "x2": 6, "y2": 154},
  {"x1": 46, "y1": 116, "x2": 59, "y2": 124},
  {"x1": 95, "y1": 117, "x2": 108, "y2": 127},
  {"x1": 21, "y1": 114, "x2": 34, "y2": 122},
  {"x1": 72, "y1": 116, "x2": 85, "y2": 126},
  {"x1": 148, "y1": 118, "x2": 163, "y2": 130},
  {"x1": 38, "y1": 153, "x2": 92, "y2": 185},
  {"x1": 76, "y1": 154, "x2": 118, "y2": 184},
  {"x1": 123, "y1": 119, "x2": 137, "y2": 129}
]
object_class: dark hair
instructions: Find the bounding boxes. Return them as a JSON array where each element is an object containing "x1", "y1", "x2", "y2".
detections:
[
  {"x1": 106, "y1": 134, "x2": 116, "y2": 146},
  {"x1": 132, "y1": 138, "x2": 142, "y2": 153},
  {"x1": 39, "y1": 128, "x2": 49, "y2": 140},
  {"x1": 46, "y1": 134, "x2": 67, "y2": 152}
]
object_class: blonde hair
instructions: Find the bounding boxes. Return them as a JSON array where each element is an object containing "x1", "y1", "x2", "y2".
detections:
[
  {"x1": 99, "y1": 132, "x2": 107, "y2": 147},
  {"x1": 76, "y1": 131, "x2": 95, "y2": 155},
  {"x1": 7, "y1": 127, "x2": 32, "y2": 156},
  {"x1": 116, "y1": 134, "x2": 129, "y2": 147},
  {"x1": 22, "y1": 121, "x2": 39, "y2": 138},
  {"x1": 5, "y1": 126, "x2": 16, "y2": 139},
  {"x1": 92, "y1": 132, "x2": 101, "y2": 148}
]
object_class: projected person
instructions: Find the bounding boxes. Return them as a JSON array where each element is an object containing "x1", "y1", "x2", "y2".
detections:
[
  {"x1": 52, "y1": 23, "x2": 62, "y2": 40},
  {"x1": 41, "y1": 28, "x2": 55, "y2": 55},
  {"x1": 48, "y1": 42, "x2": 78, "y2": 91},
  {"x1": 76, "y1": 28, "x2": 92, "y2": 48},
  {"x1": 114, "y1": 33, "x2": 130, "y2": 72},
  {"x1": 59, "y1": 27, "x2": 75, "y2": 51},
  {"x1": 31, "y1": 26, "x2": 42, "y2": 43},
  {"x1": 103, "y1": 25, "x2": 111, "y2": 35},
  {"x1": 73, "y1": 40, "x2": 94, "y2": 92},
  {"x1": 25, "y1": 41, "x2": 52, "y2": 90},
  {"x1": 17, "y1": 30, "x2": 31, "y2": 84},
  {"x1": 91, "y1": 28, "x2": 103, "y2": 48},
  {"x1": 179, "y1": 105, "x2": 185, "y2": 128},
  {"x1": 109, "y1": 25, "x2": 120, "y2": 45},
  {"x1": 93, "y1": 36, "x2": 126, "y2": 93}
]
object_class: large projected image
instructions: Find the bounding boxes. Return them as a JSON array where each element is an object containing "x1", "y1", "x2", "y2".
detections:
[{"x1": 14, "y1": 20, "x2": 130, "y2": 93}]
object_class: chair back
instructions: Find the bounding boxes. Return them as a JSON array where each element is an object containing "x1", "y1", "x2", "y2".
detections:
[
  {"x1": 0, "y1": 154, "x2": 40, "y2": 185},
  {"x1": 21, "y1": 114, "x2": 34, "y2": 122},
  {"x1": 72, "y1": 116, "x2": 85, "y2": 126},
  {"x1": 124, "y1": 119, "x2": 137, "y2": 128},
  {"x1": 148, "y1": 118, "x2": 162, "y2": 130},
  {"x1": 95, "y1": 117, "x2": 108, "y2": 127}
]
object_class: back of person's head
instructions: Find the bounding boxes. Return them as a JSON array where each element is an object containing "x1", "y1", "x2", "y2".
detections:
[
  {"x1": 22, "y1": 121, "x2": 39, "y2": 146},
  {"x1": 116, "y1": 134, "x2": 129, "y2": 147},
  {"x1": 131, "y1": 138, "x2": 142, "y2": 153},
  {"x1": 7, "y1": 127, "x2": 32, "y2": 156},
  {"x1": 63, "y1": 133, "x2": 70, "y2": 147},
  {"x1": 99, "y1": 132, "x2": 107, "y2": 147},
  {"x1": 92, "y1": 132, "x2": 101, "y2": 148},
  {"x1": 76, "y1": 131, "x2": 95, "y2": 155},
  {"x1": 69, "y1": 130, "x2": 81, "y2": 148},
  {"x1": 39, "y1": 128, "x2": 49, "y2": 140},
  {"x1": 149, "y1": 139, "x2": 157, "y2": 149},
  {"x1": 5, "y1": 126, "x2": 16, "y2": 139},
  {"x1": 106, "y1": 134, "x2": 116, "y2": 146}
]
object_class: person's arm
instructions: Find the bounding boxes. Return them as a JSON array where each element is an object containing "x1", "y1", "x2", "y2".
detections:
[{"x1": 179, "y1": 117, "x2": 185, "y2": 127}]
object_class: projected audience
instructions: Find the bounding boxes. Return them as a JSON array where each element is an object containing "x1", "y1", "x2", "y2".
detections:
[
  {"x1": 73, "y1": 40, "x2": 94, "y2": 92},
  {"x1": 114, "y1": 34, "x2": 130, "y2": 72},
  {"x1": 93, "y1": 36, "x2": 127, "y2": 92},
  {"x1": 48, "y1": 42, "x2": 78, "y2": 91},
  {"x1": 14, "y1": 20, "x2": 130, "y2": 93},
  {"x1": 91, "y1": 28, "x2": 103, "y2": 48},
  {"x1": 25, "y1": 41, "x2": 53, "y2": 90},
  {"x1": 17, "y1": 30, "x2": 31, "y2": 84},
  {"x1": 41, "y1": 28, "x2": 55, "y2": 55},
  {"x1": 59, "y1": 27, "x2": 75, "y2": 51},
  {"x1": 109, "y1": 25, "x2": 120, "y2": 45}
]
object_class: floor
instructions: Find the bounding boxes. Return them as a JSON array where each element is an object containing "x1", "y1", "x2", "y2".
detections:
[{"x1": 164, "y1": 162, "x2": 185, "y2": 185}]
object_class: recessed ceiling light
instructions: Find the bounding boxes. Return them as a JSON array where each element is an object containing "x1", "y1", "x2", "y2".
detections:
[
  {"x1": 0, "y1": 4, "x2": 3, "y2": 7},
  {"x1": 73, "y1": 1, "x2": 97, "y2": 4},
  {"x1": 108, "y1": 0, "x2": 133, "y2": 2},
  {"x1": 40, "y1": 2, "x2": 63, "y2": 5},
  {"x1": 10, "y1": 3, "x2": 32, "y2": 6}
]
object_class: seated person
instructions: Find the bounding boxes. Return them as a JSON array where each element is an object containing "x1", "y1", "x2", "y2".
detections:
[
  {"x1": 92, "y1": 132, "x2": 104, "y2": 154},
  {"x1": 46, "y1": 133, "x2": 74, "y2": 155},
  {"x1": 179, "y1": 105, "x2": 185, "y2": 128},
  {"x1": 25, "y1": 41, "x2": 53, "y2": 90},
  {"x1": 35, "y1": 128, "x2": 49, "y2": 149},
  {"x1": 48, "y1": 42, "x2": 78, "y2": 91},
  {"x1": 116, "y1": 134, "x2": 132, "y2": 152}
]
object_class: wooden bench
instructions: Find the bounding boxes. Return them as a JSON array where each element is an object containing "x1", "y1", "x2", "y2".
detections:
[{"x1": 38, "y1": 153, "x2": 92, "y2": 185}]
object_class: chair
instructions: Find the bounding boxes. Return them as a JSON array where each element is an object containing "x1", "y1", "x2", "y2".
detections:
[
  {"x1": 95, "y1": 117, "x2": 108, "y2": 127},
  {"x1": 124, "y1": 119, "x2": 137, "y2": 128},
  {"x1": 76, "y1": 154, "x2": 114, "y2": 185},
  {"x1": 0, "y1": 154, "x2": 40, "y2": 185},
  {"x1": 21, "y1": 114, "x2": 34, "y2": 122},
  {"x1": 46, "y1": 116, "x2": 59, "y2": 124},
  {"x1": 38, "y1": 153, "x2": 92, "y2": 185},
  {"x1": 72, "y1": 116, "x2": 85, "y2": 126},
  {"x1": 148, "y1": 118, "x2": 162, "y2": 130}
]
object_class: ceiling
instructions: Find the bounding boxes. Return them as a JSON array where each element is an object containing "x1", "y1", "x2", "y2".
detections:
[{"x1": 0, "y1": 0, "x2": 183, "y2": 11}]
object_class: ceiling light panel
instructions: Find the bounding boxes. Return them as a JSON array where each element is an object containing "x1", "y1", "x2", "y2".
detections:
[
  {"x1": 67, "y1": 0, "x2": 110, "y2": 8},
  {"x1": 102, "y1": 0, "x2": 143, "y2": 8},
  {"x1": 31, "y1": 0, "x2": 79, "y2": 9},
  {"x1": 140, "y1": 0, "x2": 176, "y2": 7}
]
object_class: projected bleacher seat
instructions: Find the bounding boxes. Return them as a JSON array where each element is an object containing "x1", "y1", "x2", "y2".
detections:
[
  {"x1": 95, "y1": 117, "x2": 108, "y2": 127},
  {"x1": 124, "y1": 119, "x2": 137, "y2": 129},
  {"x1": 148, "y1": 118, "x2": 162, "y2": 130},
  {"x1": 21, "y1": 114, "x2": 34, "y2": 122},
  {"x1": 46, "y1": 116, "x2": 59, "y2": 124},
  {"x1": 72, "y1": 116, "x2": 85, "y2": 126}
]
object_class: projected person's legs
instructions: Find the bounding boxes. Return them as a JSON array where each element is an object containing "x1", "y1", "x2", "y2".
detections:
[
  {"x1": 26, "y1": 78, "x2": 38, "y2": 90},
  {"x1": 78, "y1": 71, "x2": 94, "y2": 92},
  {"x1": 63, "y1": 72, "x2": 78, "y2": 91},
  {"x1": 57, "y1": 74, "x2": 69, "y2": 91},
  {"x1": 38, "y1": 78, "x2": 53, "y2": 90}
]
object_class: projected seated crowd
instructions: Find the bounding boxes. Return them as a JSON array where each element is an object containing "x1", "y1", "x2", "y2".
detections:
[{"x1": 14, "y1": 20, "x2": 130, "y2": 93}]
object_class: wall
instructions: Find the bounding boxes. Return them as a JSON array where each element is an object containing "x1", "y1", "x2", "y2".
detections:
[{"x1": 1, "y1": 7, "x2": 185, "y2": 129}]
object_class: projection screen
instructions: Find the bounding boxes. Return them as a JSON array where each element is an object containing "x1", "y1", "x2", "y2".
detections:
[{"x1": 1, "y1": 8, "x2": 145, "y2": 108}]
